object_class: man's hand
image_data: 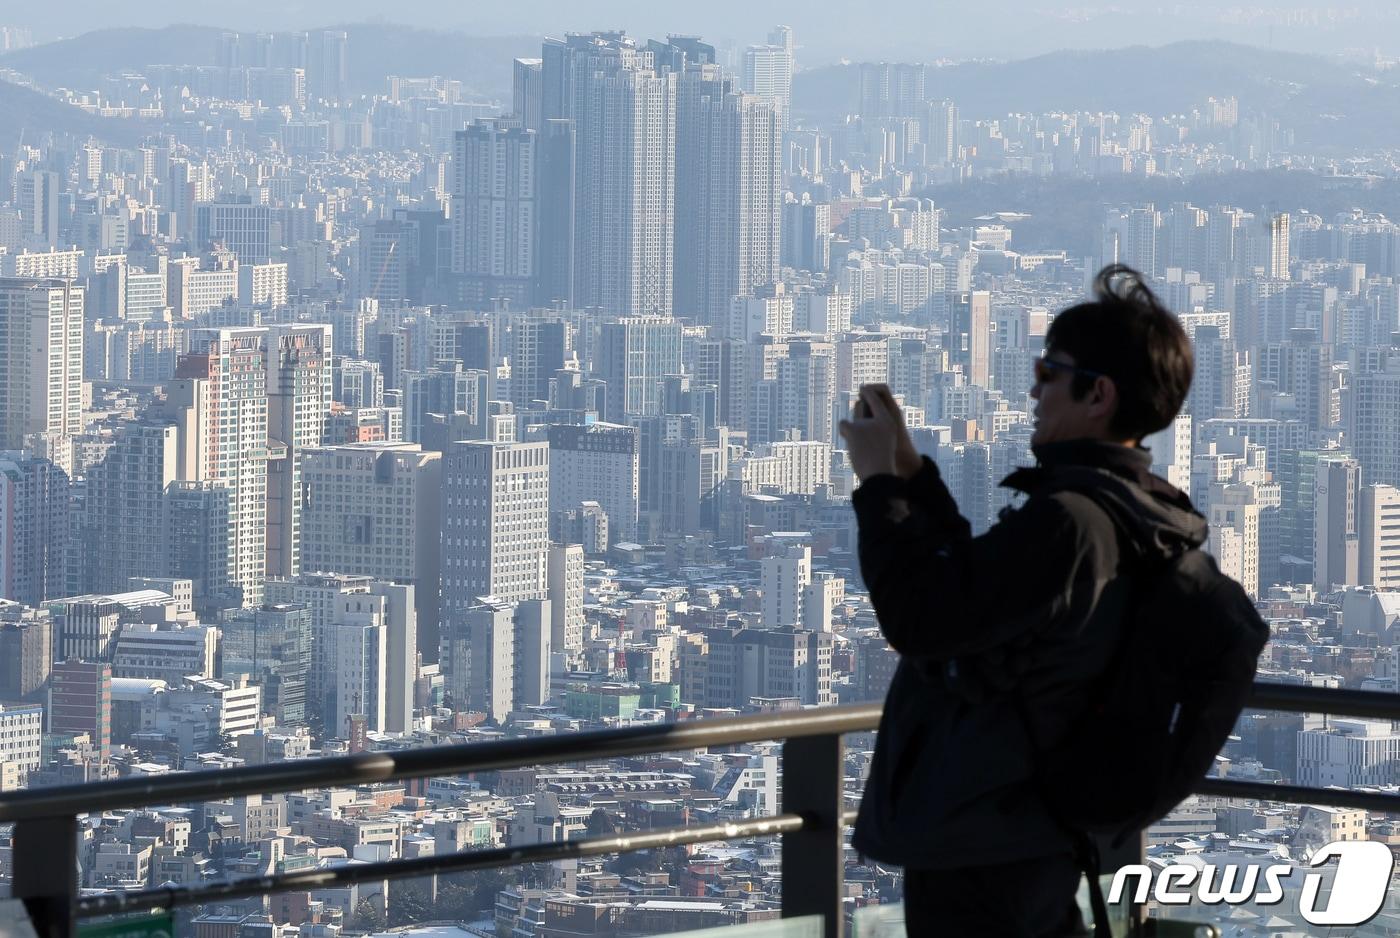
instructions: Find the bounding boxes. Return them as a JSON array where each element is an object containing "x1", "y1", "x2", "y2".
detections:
[{"x1": 839, "y1": 384, "x2": 920, "y2": 483}]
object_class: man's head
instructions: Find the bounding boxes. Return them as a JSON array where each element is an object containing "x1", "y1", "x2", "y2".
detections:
[{"x1": 1031, "y1": 265, "x2": 1193, "y2": 448}]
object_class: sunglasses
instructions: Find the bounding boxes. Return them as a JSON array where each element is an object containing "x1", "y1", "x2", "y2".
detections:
[{"x1": 1033, "y1": 356, "x2": 1107, "y2": 385}]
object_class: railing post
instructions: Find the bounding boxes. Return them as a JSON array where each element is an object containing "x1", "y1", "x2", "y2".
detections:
[
  {"x1": 1097, "y1": 829, "x2": 1145, "y2": 937},
  {"x1": 782, "y1": 733, "x2": 844, "y2": 938},
  {"x1": 14, "y1": 815, "x2": 79, "y2": 938}
]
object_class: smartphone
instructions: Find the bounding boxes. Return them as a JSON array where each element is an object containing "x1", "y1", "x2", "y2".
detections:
[{"x1": 855, "y1": 398, "x2": 872, "y2": 419}]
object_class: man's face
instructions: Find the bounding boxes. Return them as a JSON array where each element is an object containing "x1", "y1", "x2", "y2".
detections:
[{"x1": 1030, "y1": 351, "x2": 1105, "y2": 446}]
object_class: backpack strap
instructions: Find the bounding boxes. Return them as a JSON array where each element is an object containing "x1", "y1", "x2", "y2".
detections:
[{"x1": 1012, "y1": 693, "x2": 1112, "y2": 937}]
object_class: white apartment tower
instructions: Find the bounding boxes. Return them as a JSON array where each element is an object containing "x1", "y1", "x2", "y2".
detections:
[
  {"x1": 0, "y1": 279, "x2": 84, "y2": 460},
  {"x1": 761, "y1": 539, "x2": 812, "y2": 630}
]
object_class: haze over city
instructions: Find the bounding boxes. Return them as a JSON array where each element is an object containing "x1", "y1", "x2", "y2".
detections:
[{"x1": 0, "y1": 1, "x2": 1399, "y2": 935}]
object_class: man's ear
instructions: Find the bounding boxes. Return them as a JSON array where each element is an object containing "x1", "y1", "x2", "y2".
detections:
[{"x1": 1089, "y1": 375, "x2": 1117, "y2": 417}]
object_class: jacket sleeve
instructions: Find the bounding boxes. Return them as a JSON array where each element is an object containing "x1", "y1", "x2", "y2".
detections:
[{"x1": 852, "y1": 468, "x2": 1100, "y2": 661}]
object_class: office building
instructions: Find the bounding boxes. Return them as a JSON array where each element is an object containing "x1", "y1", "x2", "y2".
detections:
[
  {"x1": 440, "y1": 597, "x2": 550, "y2": 724},
  {"x1": 50, "y1": 660, "x2": 113, "y2": 761},
  {"x1": 546, "y1": 423, "x2": 639, "y2": 544},
  {"x1": 1315, "y1": 457, "x2": 1362, "y2": 591},
  {"x1": 596, "y1": 317, "x2": 682, "y2": 421},
  {"x1": 441, "y1": 440, "x2": 550, "y2": 620},
  {"x1": 299, "y1": 443, "x2": 442, "y2": 655},
  {"x1": 221, "y1": 603, "x2": 312, "y2": 726}
]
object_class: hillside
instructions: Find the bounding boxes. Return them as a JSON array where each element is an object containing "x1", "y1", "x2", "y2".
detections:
[
  {"x1": 0, "y1": 79, "x2": 147, "y2": 149},
  {"x1": 793, "y1": 41, "x2": 1400, "y2": 149},
  {"x1": 0, "y1": 23, "x2": 540, "y2": 99}
]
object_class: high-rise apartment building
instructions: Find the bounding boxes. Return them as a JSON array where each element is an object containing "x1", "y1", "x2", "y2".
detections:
[
  {"x1": 0, "y1": 451, "x2": 68, "y2": 606},
  {"x1": 452, "y1": 120, "x2": 537, "y2": 309},
  {"x1": 1359, "y1": 484, "x2": 1400, "y2": 591},
  {"x1": 0, "y1": 279, "x2": 84, "y2": 458},
  {"x1": 265, "y1": 324, "x2": 332, "y2": 580},
  {"x1": 166, "y1": 329, "x2": 270, "y2": 607},
  {"x1": 742, "y1": 34, "x2": 793, "y2": 127},
  {"x1": 673, "y1": 52, "x2": 782, "y2": 325},
  {"x1": 541, "y1": 32, "x2": 676, "y2": 316},
  {"x1": 82, "y1": 423, "x2": 178, "y2": 594}
]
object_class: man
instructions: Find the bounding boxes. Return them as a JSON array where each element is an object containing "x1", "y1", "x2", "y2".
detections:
[{"x1": 840, "y1": 266, "x2": 1202, "y2": 936}]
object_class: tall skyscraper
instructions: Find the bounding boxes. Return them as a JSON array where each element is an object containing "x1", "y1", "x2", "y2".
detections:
[
  {"x1": 1314, "y1": 457, "x2": 1361, "y2": 591},
  {"x1": 672, "y1": 53, "x2": 782, "y2": 325},
  {"x1": 1359, "y1": 484, "x2": 1400, "y2": 590},
  {"x1": 81, "y1": 423, "x2": 178, "y2": 594},
  {"x1": 453, "y1": 120, "x2": 537, "y2": 309},
  {"x1": 0, "y1": 279, "x2": 84, "y2": 458},
  {"x1": 541, "y1": 32, "x2": 676, "y2": 315},
  {"x1": 1353, "y1": 357, "x2": 1400, "y2": 488},
  {"x1": 1270, "y1": 213, "x2": 1291, "y2": 280},
  {"x1": 513, "y1": 58, "x2": 543, "y2": 131},
  {"x1": 264, "y1": 323, "x2": 332, "y2": 580},
  {"x1": 742, "y1": 32, "x2": 793, "y2": 128},
  {"x1": 166, "y1": 329, "x2": 271, "y2": 607},
  {"x1": 0, "y1": 451, "x2": 68, "y2": 605},
  {"x1": 441, "y1": 439, "x2": 550, "y2": 623}
]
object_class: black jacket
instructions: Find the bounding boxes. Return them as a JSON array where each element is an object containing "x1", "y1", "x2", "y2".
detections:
[{"x1": 850, "y1": 439, "x2": 1208, "y2": 870}]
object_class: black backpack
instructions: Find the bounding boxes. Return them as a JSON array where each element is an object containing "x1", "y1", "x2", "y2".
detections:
[{"x1": 1019, "y1": 541, "x2": 1270, "y2": 931}]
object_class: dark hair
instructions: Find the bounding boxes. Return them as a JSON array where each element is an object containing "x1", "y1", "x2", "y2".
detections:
[{"x1": 1044, "y1": 265, "x2": 1193, "y2": 440}]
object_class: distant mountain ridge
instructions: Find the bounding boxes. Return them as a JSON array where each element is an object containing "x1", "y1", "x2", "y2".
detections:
[
  {"x1": 0, "y1": 23, "x2": 542, "y2": 99},
  {"x1": 794, "y1": 40, "x2": 1400, "y2": 149},
  {"x1": 0, "y1": 79, "x2": 146, "y2": 150}
]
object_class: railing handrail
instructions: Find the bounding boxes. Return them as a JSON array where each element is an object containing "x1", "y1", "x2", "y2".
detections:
[
  {"x1": 0, "y1": 683, "x2": 1389, "y2": 825},
  {"x1": 7, "y1": 681, "x2": 1400, "y2": 935},
  {"x1": 0, "y1": 702, "x2": 883, "y2": 823},
  {"x1": 0, "y1": 683, "x2": 1393, "y2": 825}
]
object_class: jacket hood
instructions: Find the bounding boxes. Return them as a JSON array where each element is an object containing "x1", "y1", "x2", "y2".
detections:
[{"x1": 1001, "y1": 438, "x2": 1208, "y2": 563}]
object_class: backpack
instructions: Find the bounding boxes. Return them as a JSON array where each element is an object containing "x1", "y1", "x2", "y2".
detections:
[{"x1": 1018, "y1": 541, "x2": 1270, "y2": 931}]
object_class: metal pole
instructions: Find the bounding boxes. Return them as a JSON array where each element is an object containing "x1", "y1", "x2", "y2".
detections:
[
  {"x1": 782, "y1": 733, "x2": 845, "y2": 938},
  {"x1": 14, "y1": 814, "x2": 78, "y2": 938}
]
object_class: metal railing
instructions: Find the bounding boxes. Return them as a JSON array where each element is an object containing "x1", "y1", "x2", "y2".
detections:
[{"x1": 3, "y1": 684, "x2": 1398, "y2": 938}]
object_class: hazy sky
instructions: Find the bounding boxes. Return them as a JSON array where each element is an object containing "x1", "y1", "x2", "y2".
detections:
[{"x1": 15, "y1": 1, "x2": 1400, "y2": 62}]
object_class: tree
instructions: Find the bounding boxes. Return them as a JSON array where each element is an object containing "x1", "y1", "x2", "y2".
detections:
[
  {"x1": 355, "y1": 896, "x2": 387, "y2": 932},
  {"x1": 388, "y1": 881, "x2": 432, "y2": 927}
]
